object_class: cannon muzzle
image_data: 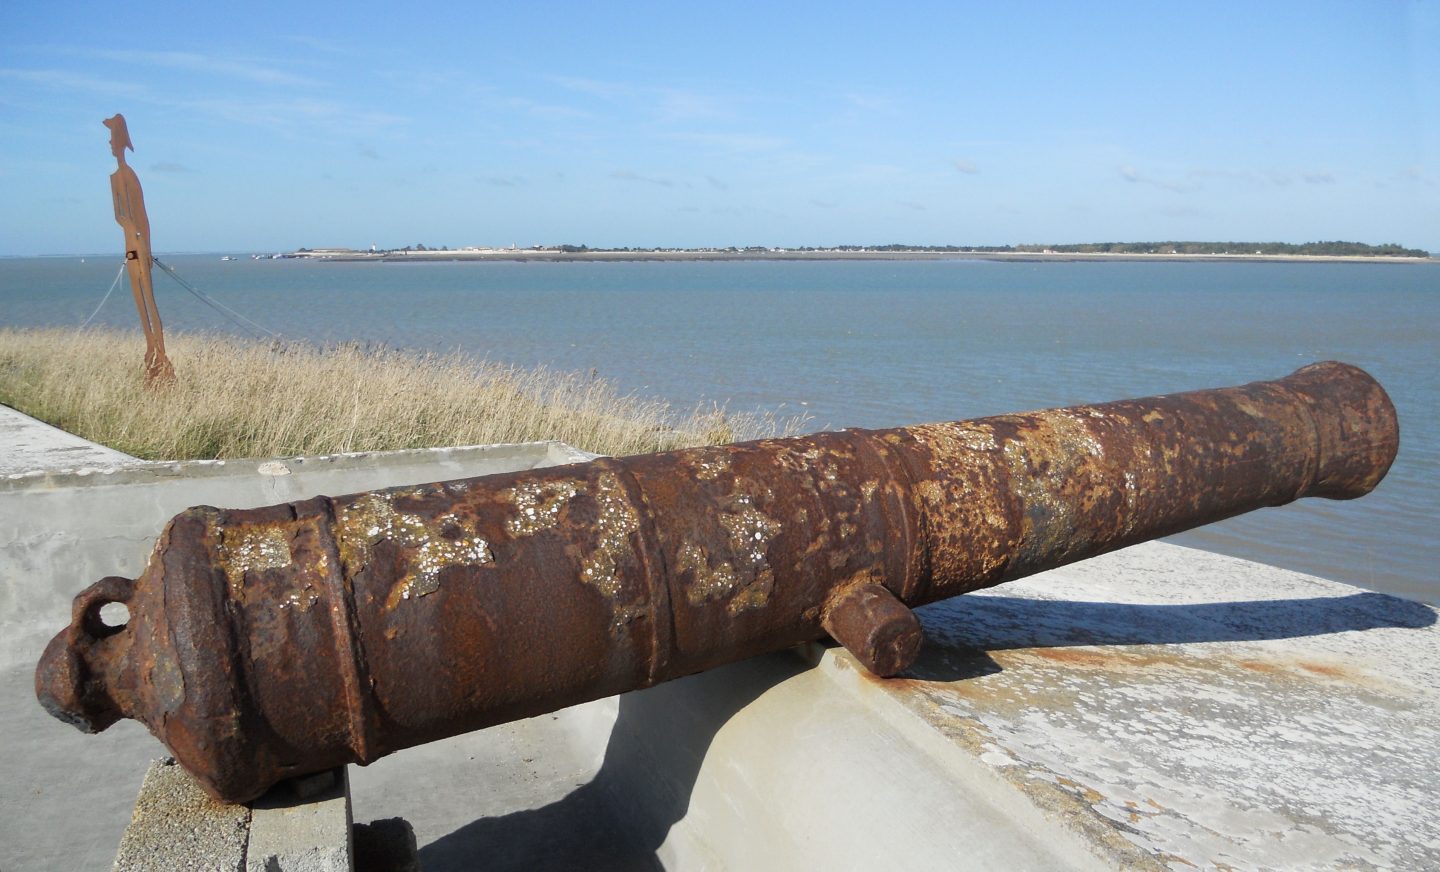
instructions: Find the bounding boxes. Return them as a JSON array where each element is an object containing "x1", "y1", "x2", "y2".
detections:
[{"x1": 36, "y1": 361, "x2": 1398, "y2": 802}]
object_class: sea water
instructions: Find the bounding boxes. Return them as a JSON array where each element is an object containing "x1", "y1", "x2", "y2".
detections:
[{"x1": 2, "y1": 255, "x2": 1435, "y2": 603}]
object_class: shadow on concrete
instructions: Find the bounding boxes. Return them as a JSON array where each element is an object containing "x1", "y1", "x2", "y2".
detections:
[
  {"x1": 906, "y1": 591, "x2": 1436, "y2": 682},
  {"x1": 418, "y1": 591, "x2": 1435, "y2": 866},
  {"x1": 419, "y1": 652, "x2": 807, "y2": 872}
]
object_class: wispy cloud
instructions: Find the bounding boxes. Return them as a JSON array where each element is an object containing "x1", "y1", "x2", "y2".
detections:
[
  {"x1": 657, "y1": 90, "x2": 730, "y2": 122},
  {"x1": 1303, "y1": 171, "x2": 1336, "y2": 184},
  {"x1": 499, "y1": 95, "x2": 592, "y2": 120},
  {"x1": 551, "y1": 75, "x2": 633, "y2": 101},
  {"x1": 845, "y1": 93, "x2": 895, "y2": 112},
  {"x1": 90, "y1": 50, "x2": 322, "y2": 88},
  {"x1": 1, "y1": 64, "x2": 403, "y2": 137},
  {"x1": 611, "y1": 169, "x2": 674, "y2": 187},
  {"x1": 1400, "y1": 166, "x2": 1435, "y2": 186},
  {"x1": 898, "y1": 200, "x2": 927, "y2": 211},
  {"x1": 526, "y1": 102, "x2": 593, "y2": 121},
  {"x1": 809, "y1": 198, "x2": 838, "y2": 209},
  {"x1": 176, "y1": 95, "x2": 406, "y2": 134},
  {"x1": 0, "y1": 67, "x2": 145, "y2": 97},
  {"x1": 706, "y1": 175, "x2": 729, "y2": 191},
  {"x1": 668, "y1": 131, "x2": 787, "y2": 152},
  {"x1": 953, "y1": 159, "x2": 979, "y2": 175},
  {"x1": 1157, "y1": 205, "x2": 1204, "y2": 218},
  {"x1": 553, "y1": 75, "x2": 740, "y2": 123},
  {"x1": 357, "y1": 143, "x2": 380, "y2": 160},
  {"x1": 282, "y1": 35, "x2": 349, "y2": 55},
  {"x1": 1185, "y1": 167, "x2": 1308, "y2": 189},
  {"x1": 1119, "y1": 164, "x2": 1195, "y2": 193},
  {"x1": 484, "y1": 176, "x2": 524, "y2": 187}
]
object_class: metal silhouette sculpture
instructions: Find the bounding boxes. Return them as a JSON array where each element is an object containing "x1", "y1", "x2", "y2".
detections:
[{"x1": 104, "y1": 113, "x2": 174, "y2": 384}]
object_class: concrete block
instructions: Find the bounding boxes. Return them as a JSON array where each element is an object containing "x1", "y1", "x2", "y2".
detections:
[
  {"x1": 111, "y1": 761, "x2": 353, "y2": 872},
  {"x1": 111, "y1": 759, "x2": 248, "y2": 872},
  {"x1": 246, "y1": 769, "x2": 352, "y2": 872}
]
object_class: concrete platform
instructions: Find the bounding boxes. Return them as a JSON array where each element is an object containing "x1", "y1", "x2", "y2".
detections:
[
  {"x1": 0, "y1": 404, "x2": 138, "y2": 476},
  {"x1": 2, "y1": 436, "x2": 1435, "y2": 870}
]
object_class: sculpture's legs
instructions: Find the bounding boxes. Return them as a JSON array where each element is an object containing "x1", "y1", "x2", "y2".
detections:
[{"x1": 125, "y1": 252, "x2": 174, "y2": 384}]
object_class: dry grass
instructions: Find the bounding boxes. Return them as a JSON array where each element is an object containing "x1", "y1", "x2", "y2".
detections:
[{"x1": 0, "y1": 328, "x2": 804, "y2": 461}]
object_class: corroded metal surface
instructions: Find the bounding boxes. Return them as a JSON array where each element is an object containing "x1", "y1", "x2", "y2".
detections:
[
  {"x1": 36, "y1": 362, "x2": 1398, "y2": 802},
  {"x1": 822, "y1": 584, "x2": 924, "y2": 677}
]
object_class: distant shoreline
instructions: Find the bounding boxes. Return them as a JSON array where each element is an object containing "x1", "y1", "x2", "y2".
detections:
[{"x1": 293, "y1": 249, "x2": 1439, "y2": 265}]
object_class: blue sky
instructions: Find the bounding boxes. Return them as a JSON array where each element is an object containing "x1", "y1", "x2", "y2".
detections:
[{"x1": 2, "y1": 1, "x2": 1436, "y2": 255}]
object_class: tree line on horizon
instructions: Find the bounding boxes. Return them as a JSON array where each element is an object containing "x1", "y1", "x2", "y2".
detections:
[{"x1": 536, "y1": 240, "x2": 1429, "y2": 257}]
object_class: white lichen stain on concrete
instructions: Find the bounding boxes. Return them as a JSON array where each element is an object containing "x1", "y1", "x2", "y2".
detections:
[
  {"x1": 505, "y1": 480, "x2": 581, "y2": 536},
  {"x1": 334, "y1": 494, "x2": 492, "y2": 609},
  {"x1": 891, "y1": 547, "x2": 1440, "y2": 870}
]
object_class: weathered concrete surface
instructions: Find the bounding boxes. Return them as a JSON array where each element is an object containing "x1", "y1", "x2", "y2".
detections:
[
  {"x1": 0, "y1": 404, "x2": 137, "y2": 475},
  {"x1": 112, "y1": 762, "x2": 351, "y2": 872},
  {"x1": 245, "y1": 769, "x2": 352, "y2": 872},
  {"x1": 111, "y1": 759, "x2": 249, "y2": 872},
  {"x1": 859, "y1": 545, "x2": 1440, "y2": 870}
]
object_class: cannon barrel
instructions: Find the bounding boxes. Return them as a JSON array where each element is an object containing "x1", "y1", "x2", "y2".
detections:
[{"x1": 36, "y1": 361, "x2": 1398, "y2": 802}]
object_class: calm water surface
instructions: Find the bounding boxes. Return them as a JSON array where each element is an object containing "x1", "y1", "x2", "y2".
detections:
[{"x1": 3, "y1": 255, "x2": 1436, "y2": 602}]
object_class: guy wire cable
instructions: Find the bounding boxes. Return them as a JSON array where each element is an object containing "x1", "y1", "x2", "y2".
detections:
[
  {"x1": 152, "y1": 256, "x2": 281, "y2": 340},
  {"x1": 78, "y1": 262, "x2": 127, "y2": 329}
]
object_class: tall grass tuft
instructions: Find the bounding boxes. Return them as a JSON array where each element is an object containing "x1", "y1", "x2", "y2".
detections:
[{"x1": 0, "y1": 328, "x2": 806, "y2": 460}]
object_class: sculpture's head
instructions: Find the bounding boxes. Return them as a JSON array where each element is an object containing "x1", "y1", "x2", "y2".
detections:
[{"x1": 103, "y1": 114, "x2": 133, "y2": 160}]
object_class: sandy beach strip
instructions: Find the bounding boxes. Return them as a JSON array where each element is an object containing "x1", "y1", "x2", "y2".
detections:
[{"x1": 298, "y1": 249, "x2": 1438, "y2": 265}]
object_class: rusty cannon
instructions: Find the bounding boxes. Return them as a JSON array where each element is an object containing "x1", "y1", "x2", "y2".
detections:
[{"x1": 36, "y1": 362, "x2": 1398, "y2": 802}]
